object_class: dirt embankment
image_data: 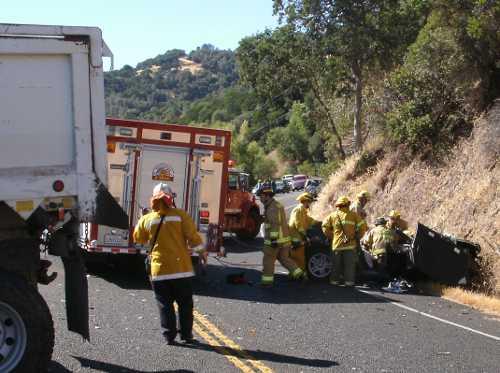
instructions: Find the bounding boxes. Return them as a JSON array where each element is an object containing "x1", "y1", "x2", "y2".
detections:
[{"x1": 312, "y1": 100, "x2": 500, "y2": 293}]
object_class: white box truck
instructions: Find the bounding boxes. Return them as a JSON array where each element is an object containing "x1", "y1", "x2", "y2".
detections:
[
  {"x1": 81, "y1": 118, "x2": 231, "y2": 267},
  {"x1": 0, "y1": 24, "x2": 127, "y2": 372}
]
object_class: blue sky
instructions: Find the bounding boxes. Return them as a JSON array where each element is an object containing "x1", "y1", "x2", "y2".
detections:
[{"x1": 3, "y1": 1, "x2": 279, "y2": 69}]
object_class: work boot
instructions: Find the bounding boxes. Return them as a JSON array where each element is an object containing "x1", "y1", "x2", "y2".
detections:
[
  {"x1": 181, "y1": 335, "x2": 198, "y2": 344},
  {"x1": 164, "y1": 336, "x2": 178, "y2": 345}
]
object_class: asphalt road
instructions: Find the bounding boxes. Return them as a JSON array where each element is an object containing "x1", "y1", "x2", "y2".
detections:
[{"x1": 40, "y1": 191, "x2": 500, "y2": 372}]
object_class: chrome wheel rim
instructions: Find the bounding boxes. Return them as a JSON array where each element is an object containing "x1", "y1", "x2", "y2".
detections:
[
  {"x1": 308, "y1": 252, "x2": 333, "y2": 278},
  {"x1": 0, "y1": 301, "x2": 27, "y2": 372}
]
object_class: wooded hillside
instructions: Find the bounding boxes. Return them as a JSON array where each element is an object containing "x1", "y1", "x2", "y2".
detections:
[{"x1": 105, "y1": 1, "x2": 499, "y2": 185}]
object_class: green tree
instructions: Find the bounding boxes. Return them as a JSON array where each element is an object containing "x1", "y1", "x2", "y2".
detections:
[
  {"x1": 273, "y1": 0, "x2": 428, "y2": 151},
  {"x1": 237, "y1": 26, "x2": 346, "y2": 157}
]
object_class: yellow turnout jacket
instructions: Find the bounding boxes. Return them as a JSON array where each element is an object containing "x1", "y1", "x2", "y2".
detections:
[
  {"x1": 322, "y1": 207, "x2": 367, "y2": 251},
  {"x1": 133, "y1": 207, "x2": 203, "y2": 281},
  {"x1": 361, "y1": 225, "x2": 393, "y2": 257},
  {"x1": 289, "y1": 204, "x2": 316, "y2": 245},
  {"x1": 263, "y1": 198, "x2": 291, "y2": 247}
]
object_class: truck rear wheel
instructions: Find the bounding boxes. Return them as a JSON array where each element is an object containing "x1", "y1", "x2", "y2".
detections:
[
  {"x1": 0, "y1": 272, "x2": 54, "y2": 373},
  {"x1": 236, "y1": 209, "x2": 261, "y2": 240}
]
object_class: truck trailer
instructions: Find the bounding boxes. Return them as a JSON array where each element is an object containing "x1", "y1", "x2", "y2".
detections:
[
  {"x1": 0, "y1": 24, "x2": 127, "y2": 372},
  {"x1": 81, "y1": 118, "x2": 232, "y2": 264}
]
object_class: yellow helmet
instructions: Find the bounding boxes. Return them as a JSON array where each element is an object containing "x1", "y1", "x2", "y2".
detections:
[
  {"x1": 388, "y1": 210, "x2": 401, "y2": 218},
  {"x1": 297, "y1": 192, "x2": 314, "y2": 203},
  {"x1": 335, "y1": 196, "x2": 350, "y2": 207},
  {"x1": 357, "y1": 190, "x2": 370, "y2": 200}
]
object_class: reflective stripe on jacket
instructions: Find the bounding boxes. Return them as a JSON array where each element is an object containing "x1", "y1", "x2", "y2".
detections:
[
  {"x1": 133, "y1": 207, "x2": 203, "y2": 281},
  {"x1": 321, "y1": 207, "x2": 367, "y2": 251},
  {"x1": 289, "y1": 204, "x2": 315, "y2": 244},
  {"x1": 361, "y1": 225, "x2": 393, "y2": 256},
  {"x1": 263, "y1": 198, "x2": 291, "y2": 247}
]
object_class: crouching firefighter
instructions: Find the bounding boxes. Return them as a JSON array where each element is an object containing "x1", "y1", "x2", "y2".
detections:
[
  {"x1": 133, "y1": 183, "x2": 207, "y2": 345},
  {"x1": 289, "y1": 192, "x2": 318, "y2": 270},
  {"x1": 360, "y1": 217, "x2": 393, "y2": 280},
  {"x1": 258, "y1": 182, "x2": 307, "y2": 286}
]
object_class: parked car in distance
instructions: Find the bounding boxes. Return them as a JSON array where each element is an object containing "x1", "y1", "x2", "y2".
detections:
[
  {"x1": 252, "y1": 183, "x2": 262, "y2": 195},
  {"x1": 292, "y1": 174, "x2": 307, "y2": 191},
  {"x1": 282, "y1": 180, "x2": 291, "y2": 193},
  {"x1": 282, "y1": 174, "x2": 293, "y2": 184},
  {"x1": 274, "y1": 180, "x2": 290, "y2": 194},
  {"x1": 305, "y1": 178, "x2": 322, "y2": 197}
]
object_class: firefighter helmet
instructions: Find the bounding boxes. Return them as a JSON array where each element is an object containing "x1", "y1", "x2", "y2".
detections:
[
  {"x1": 297, "y1": 192, "x2": 314, "y2": 202},
  {"x1": 258, "y1": 182, "x2": 274, "y2": 196},
  {"x1": 388, "y1": 210, "x2": 401, "y2": 219},
  {"x1": 357, "y1": 190, "x2": 370, "y2": 200},
  {"x1": 335, "y1": 196, "x2": 351, "y2": 207}
]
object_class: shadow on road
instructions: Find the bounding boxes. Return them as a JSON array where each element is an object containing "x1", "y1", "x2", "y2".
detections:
[
  {"x1": 223, "y1": 236, "x2": 263, "y2": 254},
  {"x1": 48, "y1": 361, "x2": 72, "y2": 372},
  {"x1": 58, "y1": 356, "x2": 195, "y2": 373},
  {"x1": 180, "y1": 341, "x2": 339, "y2": 369},
  {"x1": 87, "y1": 261, "x2": 391, "y2": 305},
  {"x1": 193, "y1": 264, "x2": 391, "y2": 304}
]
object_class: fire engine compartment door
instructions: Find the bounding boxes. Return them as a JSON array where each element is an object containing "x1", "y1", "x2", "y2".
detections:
[{"x1": 134, "y1": 145, "x2": 190, "y2": 226}]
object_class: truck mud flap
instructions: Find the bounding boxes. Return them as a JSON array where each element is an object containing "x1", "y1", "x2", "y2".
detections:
[
  {"x1": 62, "y1": 249, "x2": 90, "y2": 340},
  {"x1": 93, "y1": 181, "x2": 129, "y2": 230}
]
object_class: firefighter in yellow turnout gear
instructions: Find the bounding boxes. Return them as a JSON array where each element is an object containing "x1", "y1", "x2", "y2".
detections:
[
  {"x1": 259, "y1": 183, "x2": 306, "y2": 286},
  {"x1": 350, "y1": 190, "x2": 370, "y2": 220},
  {"x1": 133, "y1": 183, "x2": 206, "y2": 344},
  {"x1": 322, "y1": 196, "x2": 367, "y2": 286},
  {"x1": 289, "y1": 192, "x2": 318, "y2": 270},
  {"x1": 361, "y1": 217, "x2": 393, "y2": 274}
]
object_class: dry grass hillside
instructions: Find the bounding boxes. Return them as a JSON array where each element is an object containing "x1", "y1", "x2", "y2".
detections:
[{"x1": 311, "y1": 100, "x2": 500, "y2": 294}]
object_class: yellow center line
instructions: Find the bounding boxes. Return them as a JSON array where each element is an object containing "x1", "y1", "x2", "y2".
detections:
[
  {"x1": 193, "y1": 321, "x2": 256, "y2": 373},
  {"x1": 193, "y1": 310, "x2": 274, "y2": 373}
]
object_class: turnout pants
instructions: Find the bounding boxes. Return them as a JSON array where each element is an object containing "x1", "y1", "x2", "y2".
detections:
[
  {"x1": 289, "y1": 244, "x2": 306, "y2": 270},
  {"x1": 331, "y1": 250, "x2": 356, "y2": 285},
  {"x1": 151, "y1": 277, "x2": 194, "y2": 341},
  {"x1": 262, "y1": 245, "x2": 302, "y2": 283}
]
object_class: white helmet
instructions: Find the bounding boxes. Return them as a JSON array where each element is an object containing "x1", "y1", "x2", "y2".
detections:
[{"x1": 153, "y1": 182, "x2": 173, "y2": 196}]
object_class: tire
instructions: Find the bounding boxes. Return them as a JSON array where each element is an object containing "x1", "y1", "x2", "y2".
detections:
[
  {"x1": 0, "y1": 271, "x2": 54, "y2": 373},
  {"x1": 306, "y1": 247, "x2": 333, "y2": 280},
  {"x1": 235, "y1": 209, "x2": 261, "y2": 240}
]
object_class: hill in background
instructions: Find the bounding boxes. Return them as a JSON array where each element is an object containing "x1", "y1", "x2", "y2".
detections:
[{"x1": 104, "y1": 44, "x2": 240, "y2": 122}]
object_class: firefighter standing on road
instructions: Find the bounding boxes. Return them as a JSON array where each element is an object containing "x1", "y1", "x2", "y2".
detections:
[
  {"x1": 289, "y1": 192, "x2": 318, "y2": 270},
  {"x1": 350, "y1": 190, "x2": 370, "y2": 220},
  {"x1": 133, "y1": 183, "x2": 207, "y2": 345},
  {"x1": 322, "y1": 196, "x2": 367, "y2": 286},
  {"x1": 259, "y1": 182, "x2": 307, "y2": 286}
]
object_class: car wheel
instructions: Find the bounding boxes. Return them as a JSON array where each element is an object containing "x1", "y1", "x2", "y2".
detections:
[{"x1": 306, "y1": 248, "x2": 333, "y2": 280}]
